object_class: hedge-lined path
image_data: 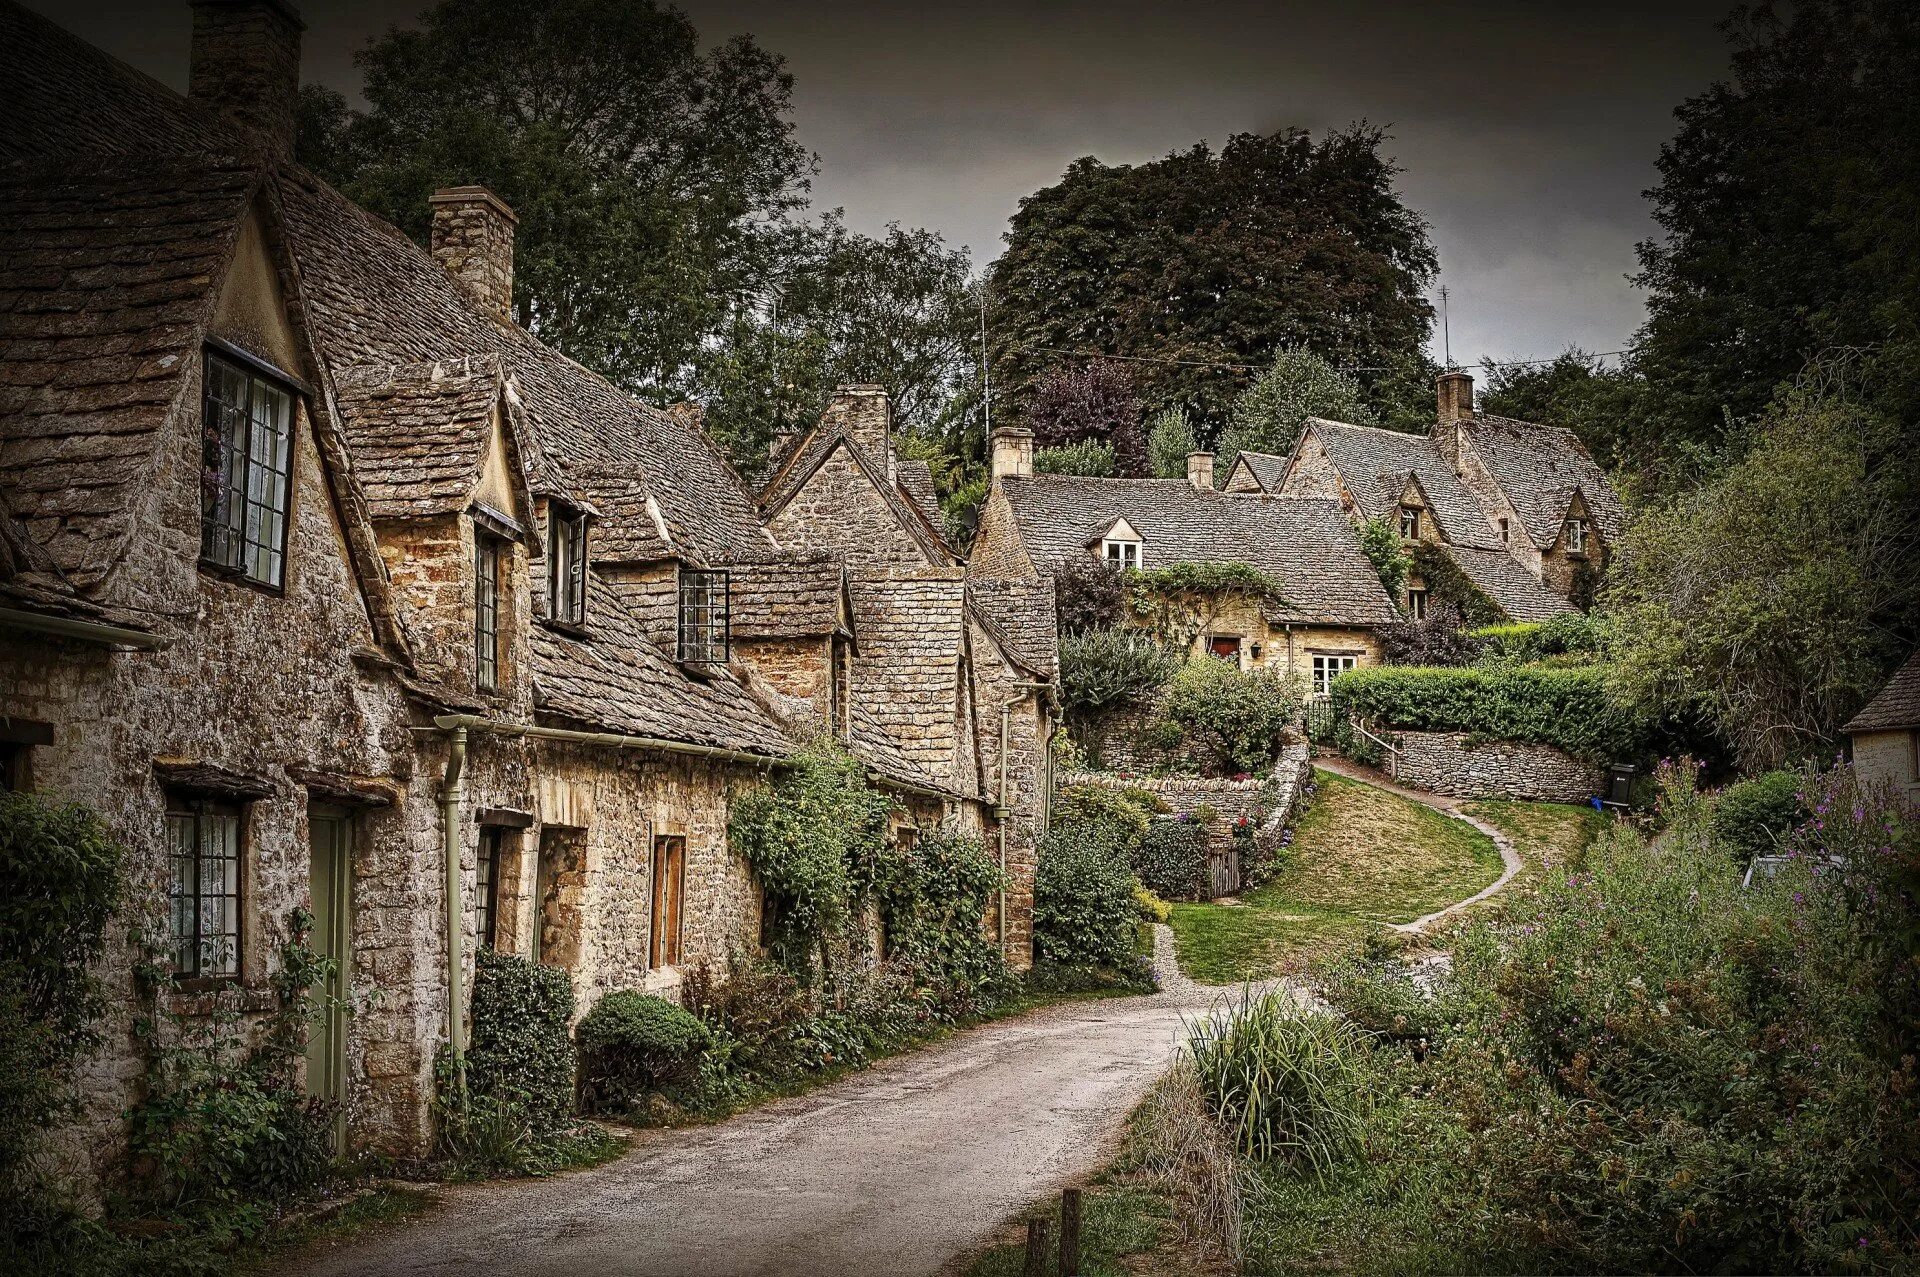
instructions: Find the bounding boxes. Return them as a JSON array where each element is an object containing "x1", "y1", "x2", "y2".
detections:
[
  {"x1": 1310, "y1": 755, "x2": 1524, "y2": 932},
  {"x1": 292, "y1": 967, "x2": 1255, "y2": 1277}
]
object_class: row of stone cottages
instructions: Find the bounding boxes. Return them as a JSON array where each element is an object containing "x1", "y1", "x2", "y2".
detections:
[{"x1": 0, "y1": 0, "x2": 1054, "y2": 1186}]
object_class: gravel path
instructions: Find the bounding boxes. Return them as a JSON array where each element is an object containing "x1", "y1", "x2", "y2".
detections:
[{"x1": 292, "y1": 949, "x2": 1246, "y2": 1277}]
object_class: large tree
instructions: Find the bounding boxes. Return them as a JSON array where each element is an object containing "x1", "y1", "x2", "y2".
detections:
[
  {"x1": 1216, "y1": 347, "x2": 1378, "y2": 482},
  {"x1": 986, "y1": 126, "x2": 1437, "y2": 436},
  {"x1": 1630, "y1": 0, "x2": 1920, "y2": 484},
  {"x1": 1481, "y1": 349, "x2": 1645, "y2": 475}
]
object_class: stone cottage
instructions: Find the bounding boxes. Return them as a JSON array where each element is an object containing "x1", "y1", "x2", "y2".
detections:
[
  {"x1": 0, "y1": 0, "x2": 1050, "y2": 1189},
  {"x1": 1227, "y1": 369, "x2": 1623, "y2": 619},
  {"x1": 1844, "y1": 650, "x2": 1920, "y2": 811},
  {"x1": 969, "y1": 427, "x2": 1398, "y2": 697}
]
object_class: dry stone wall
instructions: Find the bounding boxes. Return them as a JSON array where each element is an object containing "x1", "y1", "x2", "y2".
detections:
[{"x1": 1392, "y1": 730, "x2": 1603, "y2": 803}]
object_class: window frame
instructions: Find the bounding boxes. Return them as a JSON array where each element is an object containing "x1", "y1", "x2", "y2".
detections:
[
  {"x1": 1398, "y1": 505, "x2": 1421, "y2": 540},
  {"x1": 1311, "y1": 653, "x2": 1360, "y2": 697},
  {"x1": 165, "y1": 797, "x2": 244, "y2": 985},
  {"x1": 676, "y1": 567, "x2": 731, "y2": 666},
  {"x1": 649, "y1": 833, "x2": 687, "y2": 970},
  {"x1": 199, "y1": 348, "x2": 297, "y2": 591},
  {"x1": 476, "y1": 827, "x2": 503, "y2": 951},
  {"x1": 830, "y1": 633, "x2": 853, "y2": 740},
  {"x1": 1565, "y1": 517, "x2": 1588, "y2": 556},
  {"x1": 1102, "y1": 538, "x2": 1140, "y2": 569},
  {"x1": 1497, "y1": 516, "x2": 1510, "y2": 544},
  {"x1": 547, "y1": 501, "x2": 589, "y2": 628},
  {"x1": 474, "y1": 529, "x2": 504, "y2": 693},
  {"x1": 1406, "y1": 586, "x2": 1428, "y2": 620}
]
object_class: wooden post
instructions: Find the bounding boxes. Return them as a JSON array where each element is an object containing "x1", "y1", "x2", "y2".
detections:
[
  {"x1": 1023, "y1": 1217, "x2": 1052, "y2": 1276},
  {"x1": 1060, "y1": 1187, "x2": 1082, "y2": 1276}
]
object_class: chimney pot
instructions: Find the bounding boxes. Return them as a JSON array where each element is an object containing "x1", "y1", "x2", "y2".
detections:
[
  {"x1": 1187, "y1": 450, "x2": 1215, "y2": 489},
  {"x1": 429, "y1": 186, "x2": 519, "y2": 323},
  {"x1": 188, "y1": 0, "x2": 305, "y2": 158},
  {"x1": 991, "y1": 426, "x2": 1035, "y2": 482}
]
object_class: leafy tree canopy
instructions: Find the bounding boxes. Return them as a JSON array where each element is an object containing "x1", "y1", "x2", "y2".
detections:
[
  {"x1": 1480, "y1": 348, "x2": 1645, "y2": 476},
  {"x1": 1023, "y1": 361, "x2": 1146, "y2": 476},
  {"x1": 1218, "y1": 347, "x2": 1378, "y2": 481},
  {"x1": 987, "y1": 127, "x2": 1437, "y2": 437},
  {"x1": 1146, "y1": 406, "x2": 1199, "y2": 480}
]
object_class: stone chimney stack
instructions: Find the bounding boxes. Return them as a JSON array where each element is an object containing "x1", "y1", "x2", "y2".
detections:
[
  {"x1": 188, "y1": 0, "x2": 305, "y2": 158},
  {"x1": 822, "y1": 385, "x2": 894, "y2": 477},
  {"x1": 429, "y1": 187, "x2": 519, "y2": 323},
  {"x1": 990, "y1": 425, "x2": 1035, "y2": 482},
  {"x1": 1186, "y1": 451, "x2": 1215, "y2": 489},
  {"x1": 1436, "y1": 369, "x2": 1475, "y2": 426}
]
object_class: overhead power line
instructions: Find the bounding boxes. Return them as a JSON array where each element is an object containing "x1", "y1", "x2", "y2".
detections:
[{"x1": 1031, "y1": 345, "x2": 1632, "y2": 375}]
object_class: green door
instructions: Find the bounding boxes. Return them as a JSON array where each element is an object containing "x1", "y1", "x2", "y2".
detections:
[{"x1": 306, "y1": 807, "x2": 352, "y2": 1151}]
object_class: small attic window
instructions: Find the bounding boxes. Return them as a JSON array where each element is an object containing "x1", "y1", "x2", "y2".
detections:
[
  {"x1": 1497, "y1": 516, "x2": 1510, "y2": 544},
  {"x1": 548, "y1": 501, "x2": 588, "y2": 626},
  {"x1": 1398, "y1": 505, "x2": 1421, "y2": 539},
  {"x1": 201, "y1": 349, "x2": 295, "y2": 588},
  {"x1": 677, "y1": 567, "x2": 730, "y2": 666},
  {"x1": 1102, "y1": 538, "x2": 1140, "y2": 570},
  {"x1": 1565, "y1": 517, "x2": 1588, "y2": 556}
]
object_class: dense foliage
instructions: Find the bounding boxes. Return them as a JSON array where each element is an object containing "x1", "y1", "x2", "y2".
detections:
[
  {"x1": 1052, "y1": 556, "x2": 1128, "y2": 634},
  {"x1": 1330, "y1": 664, "x2": 1645, "y2": 763},
  {"x1": 1217, "y1": 348, "x2": 1378, "y2": 479},
  {"x1": 1032, "y1": 823, "x2": 1138, "y2": 971},
  {"x1": 1356, "y1": 516, "x2": 1409, "y2": 601},
  {"x1": 1711, "y1": 769, "x2": 1808, "y2": 863},
  {"x1": 1058, "y1": 628, "x2": 1180, "y2": 720},
  {"x1": 1126, "y1": 562, "x2": 1287, "y2": 647},
  {"x1": 1604, "y1": 375, "x2": 1920, "y2": 769},
  {"x1": 987, "y1": 127, "x2": 1436, "y2": 433},
  {"x1": 1154, "y1": 659, "x2": 1301, "y2": 774},
  {"x1": 1022, "y1": 361, "x2": 1146, "y2": 476},
  {"x1": 1377, "y1": 600, "x2": 1483, "y2": 667},
  {"x1": 450, "y1": 947, "x2": 581, "y2": 1165},
  {"x1": 0, "y1": 793, "x2": 124, "y2": 1223},
  {"x1": 576, "y1": 991, "x2": 712, "y2": 1113},
  {"x1": 1189, "y1": 993, "x2": 1369, "y2": 1172},
  {"x1": 1407, "y1": 542, "x2": 1505, "y2": 627},
  {"x1": 1133, "y1": 815, "x2": 1209, "y2": 901},
  {"x1": 1471, "y1": 612, "x2": 1603, "y2": 664},
  {"x1": 1033, "y1": 437, "x2": 1117, "y2": 477},
  {"x1": 1146, "y1": 406, "x2": 1200, "y2": 480},
  {"x1": 871, "y1": 829, "x2": 1006, "y2": 1004}
]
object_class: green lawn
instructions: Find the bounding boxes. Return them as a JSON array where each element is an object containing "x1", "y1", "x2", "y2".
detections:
[
  {"x1": 1460, "y1": 798, "x2": 1606, "y2": 878},
  {"x1": 1168, "y1": 769, "x2": 1503, "y2": 982}
]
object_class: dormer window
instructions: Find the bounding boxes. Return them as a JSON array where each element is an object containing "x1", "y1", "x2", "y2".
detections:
[
  {"x1": 1497, "y1": 516, "x2": 1510, "y2": 544},
  {"x1": 1398, "y1": 505, "x2": 1421, "y2": 539},
  {"x1": 1102, "y1": 539, "x2": 1140, "y2": 570},
  {"x1": 677, "y1": 567, "x2": 730, "y2": 665},
  {"x1": 548, "y1": 501, "x2": 588, "y2": 626},
  {"x1": 475, "y1": 531, "x2": 504, "y2": 693},
  {"x1": 201, "y1": 349, "x2": 295, "y2": 588},
  {"x1": 1565, "y1": 517, "x2": 1588, "y2": 556}
]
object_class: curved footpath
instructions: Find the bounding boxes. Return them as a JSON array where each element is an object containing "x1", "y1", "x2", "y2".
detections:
[
  {"x1": 1309, "y1": 756, "x2": 1525, "y2": 932},
  {"x1": 294, "y1": 931, "x2": 1251, "y2": 1277}
]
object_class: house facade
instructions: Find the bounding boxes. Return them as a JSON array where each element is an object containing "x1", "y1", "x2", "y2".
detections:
[
  {"x1": 1844, "y1": 651, "x2": 1920, "y2": 812},
  {"x1": 0, "y1": 0, "x2": 1049, "y2": 1192}
]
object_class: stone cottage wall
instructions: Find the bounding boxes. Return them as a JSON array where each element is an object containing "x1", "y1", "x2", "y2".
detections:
[
  {"x1": 1391, "y1": 730, "x2": 1603, "y2": 803},
  {"x1": 770, "y1": 445, "x2": 931, "y2": 570}
]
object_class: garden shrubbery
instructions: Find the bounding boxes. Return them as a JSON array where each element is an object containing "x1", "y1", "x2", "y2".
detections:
[
  {"x1": 1330, "y1": 663, "x2": 1645, "y2": 762},
  {"x1": 1032, "y1": 823, "x2": 1138, "y2": 972},
  {"x1": 1133, "y1": 815, "x2": 1208, "y2": 900},
  {"x1": 577, "y1": 991, "x2": 711, "y2": 1114},
  {"x1": 1711, "y1": 768, "x2": 1807, "y2": 861},
  {"x1": 1153, "y1": 658, "x2": 1300, "y2": 774},
  {"x1": 1059, "y1": 628, "x2": 1180, "y2": 722}
]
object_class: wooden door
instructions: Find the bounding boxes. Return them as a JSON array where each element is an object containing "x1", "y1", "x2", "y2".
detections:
[
  {"x1": 305, "y1": 807, "x2": 351, "y2": 1151},
  {"x1": 649, "y1": 835, "x2": 685, "y2": 969}
]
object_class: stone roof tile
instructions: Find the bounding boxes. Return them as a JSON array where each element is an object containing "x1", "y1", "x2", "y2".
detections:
[
  {"x1": 1305, "y1": 419, "x2": 1503, "y2": 550},
  {"x1": 1844, "y1": 649, "x2": 1920, "y2": 734},
  {"x1": 1459, "y1": 414, "x2": 1626, "y2": 550},
  {"x1": 720, "y1": 552, "x2": 848, "y2": 640},
  {"x1": 1446, "y1": 545, "x2": 1579, "y2": 622},
  {"x1": 333, "y1": 358, "x2": 505, "y2": 519}
]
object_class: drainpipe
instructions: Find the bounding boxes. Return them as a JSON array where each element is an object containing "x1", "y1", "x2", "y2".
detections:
[
  {"x1": 0, "y1": 606, "x2": 171, "y2": 650},
  {"x1": 441, "y1": 723, "x2": 469, "y2": 1098}
]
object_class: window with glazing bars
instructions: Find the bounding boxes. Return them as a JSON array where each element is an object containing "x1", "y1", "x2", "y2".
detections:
[
  {"x1": 677, "y1": 568, "x2": 729, "y2": 664},
  {"x1": 1565, "y1": 517, "x2": 1588, "y2": 554},
  {"x1": 549, "y1": 503, "x2": 588, "y2": 625},
  {"x1": 475, "y1": 532, "x2": 502, "y2": 692},
  {"x1": 1398, "y1": 505, "x2": 1420, "y2": 539},
  {"x1": 201, "y1": 351, "x2": 295, "y2": 587},
  {"x1": 476, "y1": 827, "x2": 502, "y2": 950},
  {"x1": 1406, "y1": 587, "x2": 1428, "y2": 620},
  {"x1": 166, "y1": 800, "x2": 241, "y2": 979}
]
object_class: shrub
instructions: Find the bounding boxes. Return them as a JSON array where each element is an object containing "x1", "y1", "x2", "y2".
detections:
[
  {"x1": 1357, "y1": 516, "x2": 1409, "y2": 600},
  {"x1": 1188, "y1": 993, "x2": 1371, "y2": 1175},
  {"x1": 1133, "y1": 815, "x2": 1208, "y2": 900},
  {"x1": 1053, "y1": 783, "x2": 1162, "y2": 850},
  {"x1": 576, "y1": 991, "x2": 713, "y2": 1113},
  {"x1": 1378, "y1": 599, "x2": 1482, "y2": 666},
  {"x1": 1711, "y1": 769, "x2": 1807, "y2": 861},
  {"x1": 1154, "y1": 659, "x2": 1301, "y2": 774},
  {"x1": 1034, "y1": 438, "x2": 1116, "y2": 476},
  {"x1": 872, "y1": 828, "x2": 1007, "y2": 1006},
  {"x1": 1053, "y1": 556, "x2": 1128, "y2": 633},
  {"x1": 1032, "y1": 824, "x2": 1136, "y2": 970},
  {"x1": 1330, "y1": 663, "x2": 1645, "y2": 763},
  {"x1": 1132, "y1": 882, "x2": 1171, "y2": 924},
  {"x1": 1058, "y1": 628, "x2": 1180, "y2": 718},
  {"x1": 0, "y1": 793, "x2": 123, "y2": 1217},
  {"x1": 465, "y1": 948, "x2": 577, "y2": 1135},
  {"x1": 681, "y1": 953, "x2": 811, "y2": 1085},
  {"x1": 1471, "y1": 611, "x2": 1603, "y2": 663},
  {"x1": 1146, "y1": 405, "x2": 1199, "y2": 480}
]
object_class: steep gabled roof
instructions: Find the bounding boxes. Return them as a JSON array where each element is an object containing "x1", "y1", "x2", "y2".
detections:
[
  {"x1": 846, "y1": 569, "x2": 973, "y2": 786},
  {"x1": 1225, "y1": 450, "x2": 1289, "y2": 493},
  {"x1": 896, "y1": 458, "x2": 940, "y2": 526},
  {"x1": 721, "y1": 552, "x2": 852, "y2": 641},
  {"x1": 1458, "y1": 414, "x2": 1625, "y2": 550},
  {"x1": 1843, "y1": 649, "x2": 1920, "y2": 734},
  {"x1": 757, "y1": 426, "x2": 956, "y2": 565},
  {"x1": 333, "y1": 357, "x2": 513, "y2": 520},
  {"x1": 966, "y1": 577, "x2": 1057, "y2": 679},
  {"x1": 1446, "y1": 545, "x2": 1579, "y2": 622},
  {"x1": 996, "y1": 475, "x2": 1397, "y2": 627},
  {"x1": 1304, "y1": 419, "x2": 1502, "y2": 550}
]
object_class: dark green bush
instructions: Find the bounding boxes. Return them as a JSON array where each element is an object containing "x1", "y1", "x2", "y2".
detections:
[
  {"x1": 1153, "y1": 658, "x2": 1301, "y2": 774},
  {"x1": 1133, "y1": 815, "x2": 1208, "y2": 900},
  {"x1": 1330, "y1": 663, "x2": 1645, "y2": 762},
  {"x1": 872, "y1": 829, "x2": 1007, "y2": 1008},
  {"x1": 1032, "y1": 824, "x2": 1136, "y2": 970},
  {"x1": 1470, "y1": 611, "x2": 1604, "y2": 663},
  {"x1": 1053, "y1": 556, "x2": 1128, "y2": 633},
  {"x1": 1034, "y1": 438, "x2": 1116, "y2": 476},
  {"x1": 465, "y1": 948, "x2": 577, "y2": 1134},
  {"x1": 576, "y1": 991, "x2": 712, "y2": 1113},
  {"x1": 1712, "y1": 769, "x2": 1807, "y2": 861},
  {"x1": 0, "y1": 792, "x2": 123, "y2": 1220},
  {"x1": 1059, "y1": 627, "x2": 1180, "y2": 719}
]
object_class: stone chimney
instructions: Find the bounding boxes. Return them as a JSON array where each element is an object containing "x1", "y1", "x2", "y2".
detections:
[
  {"x1": 1436, "y1": 369, "x2": 1475, "y2": 426},
  {"x1": 429, "y1": 187, "x2": 519, "y2": 323},
  {"x1": 188, "y1": 0, "x2": 305, "y2": 158},
  {"x1": 1186, "y1": 451, "x2": 1215, "y2": 489},
  {"x1": 822, "y1": 385, "x2": 894, "y2": 478},
  {"x1": 990, "y1": 425, "x2": 1034, "y2": 482}
]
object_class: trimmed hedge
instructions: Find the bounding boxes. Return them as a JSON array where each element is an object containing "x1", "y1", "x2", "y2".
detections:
[
  {"x1": 1471, "y1": 612, "x2": 1603, "y2": 663},
  {"x1": 466, "y1": 948, "x2": 577, "y2": 1134},
  {"x1": 1330, "y1": 664, "x2": 1645, "y2": 762},
  {"x1": 576, "y1": 990, "x2": 712, "y2": 1113}
]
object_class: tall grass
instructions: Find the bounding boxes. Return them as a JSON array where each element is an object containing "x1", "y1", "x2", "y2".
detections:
[
  {"x1": 1124, "y1": 1061, "x2": 1254, "y2": 1261},
  {"x1": 1187, "y1": 991, "x2": 1370, "y2": 1177}
]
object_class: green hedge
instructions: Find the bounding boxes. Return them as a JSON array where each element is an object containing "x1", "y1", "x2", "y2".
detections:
[
  {"x1": 1470, "y1": 612, "x2": 1603, "y2": 663},
  {"x1": 1330, "y1": 664, "x2": 1644, "y2": 762},
  {"x1": 1032, "y1": 824, "x2": 1136, "y2": 970},
  {"x1": 1711, "y1": 771, "x2": 1807, "y2": 861},
  {"x1": 466, "y1": 949, "x2": 577, "y2": 1134},
  {"x1": 576, "y1": 990, "x2": 712, "y2": 1113}
]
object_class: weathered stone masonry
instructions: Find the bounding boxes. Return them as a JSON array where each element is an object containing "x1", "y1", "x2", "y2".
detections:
[{"x1": 1390, "y1": 730, "x2": 1604, "y2": 804}]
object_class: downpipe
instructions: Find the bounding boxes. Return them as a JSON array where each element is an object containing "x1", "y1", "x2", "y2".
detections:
[{"x1": 441, "y1": 723, "x2": 469, "y2": 1098}]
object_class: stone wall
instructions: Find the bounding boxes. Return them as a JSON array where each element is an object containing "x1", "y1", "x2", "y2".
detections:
[
  {"x1": 1851, "y1": 728, "x2": 1920, "y2": 813},
  {"x1": 1391, "y1": 730, "x2": 1603, "y2": 803},
  {"x1": 770, "y1": 445, "x2": 930, "y2": 570}
]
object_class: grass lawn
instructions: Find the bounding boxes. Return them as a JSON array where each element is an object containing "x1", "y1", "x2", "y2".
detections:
[
  {"x1": 1169, "y1": 769, "x2": 1503, "y2": 983},
  {"x1": 1461, "y1": 798, "x2": 1606, "y2": 879}
]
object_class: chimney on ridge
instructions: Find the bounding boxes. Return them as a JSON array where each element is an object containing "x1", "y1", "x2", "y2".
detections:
[
  {"x1": 990, "y1": 425, "x2": 1034, "y2": 482},
  {"x1": 1436, "y1": 368, "x2": 1475, "y2": 427},
  {"x1": 429, "y1": 187, "x2": 519, "y2": 323},
  {"x1": 188, "y1": 0, "x2": 305, "y2": 158},
  {"x1": 822, "y1": 386, "x2": 895, "y2": 478},
  {"x1": 1186, "y1": 451, "x2": 1215, "y2": 490}
]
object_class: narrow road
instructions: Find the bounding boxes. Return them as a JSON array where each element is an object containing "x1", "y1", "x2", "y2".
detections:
[{"x1": 295, "y1": 932, "x2": 1250, "y2": 1277}]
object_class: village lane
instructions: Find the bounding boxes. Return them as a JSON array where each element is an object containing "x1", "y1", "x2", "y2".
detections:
[{"x1": 295, "y1": 936, "x2": 1246, "y2": 1277}]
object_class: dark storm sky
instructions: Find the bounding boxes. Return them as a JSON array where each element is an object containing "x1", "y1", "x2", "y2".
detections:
[{"x1": 30, "y1": 0, "x2": 1741, "y2": 366}]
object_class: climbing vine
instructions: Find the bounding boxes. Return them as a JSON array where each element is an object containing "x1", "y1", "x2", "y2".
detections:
[
  {"x1": 1408, "y1": 542, "x2": 1506, "y2": 626},
  {"x1": 1126, "y1": 561, "x2": 1287, "y2": 646}
]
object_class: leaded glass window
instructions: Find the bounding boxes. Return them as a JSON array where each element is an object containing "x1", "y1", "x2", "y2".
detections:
[
  {"x1": 166, "y1": 800, "x2": 241, "y2": 980},
  {"x1": 201, "y1": 351, "x2": 294, "y2": 588},
  {"x1": 549, "y1": 503, "x2": 588, "y2": 625},
  {"x1": 677, "y1": 567, "x2": 729, "y2": 665},
  {"x1": 475, "y1": 532, "x2": 502, "y2": 692}
]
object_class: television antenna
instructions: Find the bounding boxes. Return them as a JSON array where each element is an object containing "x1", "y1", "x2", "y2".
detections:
[{"x1": 1439, "y1": 285, "x2": 1453, "y2": 369}]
